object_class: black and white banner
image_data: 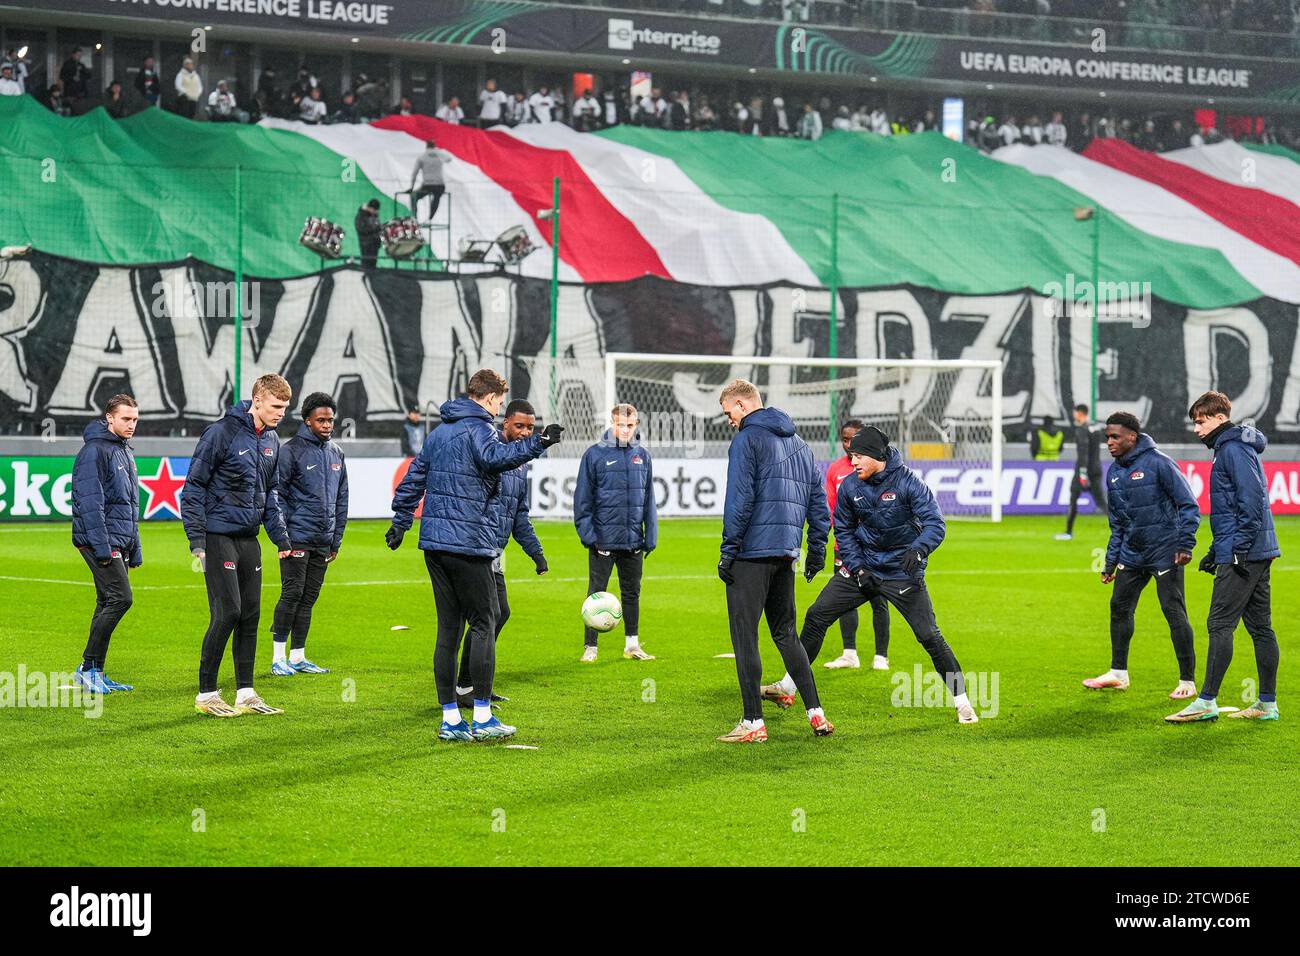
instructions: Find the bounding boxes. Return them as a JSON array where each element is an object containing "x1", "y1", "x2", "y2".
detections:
[{"x1": 1, "y1": 252, "x2": 1298, "y2": 444}]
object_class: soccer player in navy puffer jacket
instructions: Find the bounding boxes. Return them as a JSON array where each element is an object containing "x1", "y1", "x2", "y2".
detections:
[
  {"x1": 454, "y1": 399, "x2": 549, "y2": 706},
  {"x1": 270, "y1": 392, "x2": 348, "y2": 678},
  {"x1": 1168, "y1": 391, "x2": 1282, "y2": 724},
  {"x1": 573, "y1": 403, "x2": 658, "y2": 663},
  {"x1": 715, "y1": 379, "x2": 831, "y2": 744},
  {"x1": 70, "y1": 394, "x2": 141, "y2": 695},
  {"x1": 388, "y1": 368, "x2": 562, "y2": 743},
  {"x1": 182, "y1": 374, "x2": 294, "y2": 718},
  {"x1": 778, "y1": 425, "x2": 980, "y2": 725},
  {"x1": 1083, "y1": 412, "x2": 1200, "y2": 700}
]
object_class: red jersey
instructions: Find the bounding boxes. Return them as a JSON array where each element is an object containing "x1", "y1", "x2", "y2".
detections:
[{"x1": 826, "y1": 455, "x2": 855, "y2": 558}]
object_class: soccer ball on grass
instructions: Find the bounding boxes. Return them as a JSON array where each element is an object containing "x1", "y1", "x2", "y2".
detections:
[{"x1": 581, "y1": 591, "x2": 622, "y2": 632}]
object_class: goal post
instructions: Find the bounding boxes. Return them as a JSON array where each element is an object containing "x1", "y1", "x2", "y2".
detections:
[{"x1": 604, "y1": 353, "x2": 1004, "y2": 521}]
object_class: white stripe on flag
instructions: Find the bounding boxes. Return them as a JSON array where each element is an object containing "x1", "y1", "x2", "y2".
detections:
[
  {"x1": 258, "y1": 119, "x2": 580, "y2": 281},
  {"x1": 992, "y1": 143, "x2": 1300, "y2": 303},
  {"x1": 504, "y1": 123, "x2": 820, "y2": 287},
  {"x1": 1162, "y1": 141, "x2": 1300, "y2": 210}
]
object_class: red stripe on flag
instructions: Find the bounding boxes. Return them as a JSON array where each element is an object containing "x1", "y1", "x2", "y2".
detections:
[
  {"x1": 372, "y1": 116, "x2": 670, "y2": 282},
  {"x1": 1084, "y1": 139, "x2": 1300, "y2": 265}
]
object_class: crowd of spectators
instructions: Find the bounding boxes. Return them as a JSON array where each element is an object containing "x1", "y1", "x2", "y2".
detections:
[
  {"x1": 3, "y1": 48, "x2": 1296, "y2": 153},
  {"x1": 0, "y1": 46, "x2": 257, "y2": 122},
  {"x1": 966, "y1": 108, "x2": 1296, "y2": 151}
]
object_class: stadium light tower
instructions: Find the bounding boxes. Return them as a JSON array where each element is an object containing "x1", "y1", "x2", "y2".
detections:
[{"x1": 538, "y1": 177, "x2": 561, "y2": 416}]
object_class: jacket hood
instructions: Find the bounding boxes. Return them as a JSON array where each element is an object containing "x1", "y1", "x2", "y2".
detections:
[
  {"x1": 865, "y1": 445, "x2": 904, "y2": 483},
  {"x1": 741, "y1": 406, "x2": 795, "y2": 438},
  {"x1": 1217, "y1": 424, "x2": 1268, "y2": 455},
  {"x1": 600, "y1": 427, "x2": 642, "y2": 447},
  {"x1": 440, "y1": 397, "x2": 491, "y2": 424},
  {"x1": 1120, "y1": 432, "x2": 1157, "y2": 465},
  {"x1": 296, "y1": 422, "x2": 327, "y2": 444},
  {"x1": 224, "y1": 399, "x2": 258, "y2": 432},
  {"x1": 82, "y1": 419, "x2": 125, "y2": 444}
]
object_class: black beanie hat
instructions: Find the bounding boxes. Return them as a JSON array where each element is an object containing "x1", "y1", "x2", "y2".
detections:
[{"x1": 848, "y1": 425, "x2": 890, "y2": 461}]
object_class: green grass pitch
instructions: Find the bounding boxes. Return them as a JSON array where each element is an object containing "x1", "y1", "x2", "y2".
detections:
[{"x1": 1, "y1": 516, "x2": 1296, "y2": 866}]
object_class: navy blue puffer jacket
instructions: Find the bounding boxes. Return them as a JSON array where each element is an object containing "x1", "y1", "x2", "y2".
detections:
[
  {"x1": 71, "y1": 420, "x2": 141, "y2": 565},
  {"x1": 833, "y1": 447, "x2": 945, "y2": 580},
  {"x1": 721, "y1": 406, "x2": 829, "y2": 561},
  {"x1": 1104, "y1": 433, "x2": 1199, "y2": 571},
  {"x1": 391, "y1": 398, "x2": 546, "y2": 557},
  {"x1": 573, "y1": 430, "x2": 658, "y2": 552},
  {"x1": 276, "y1": 423, "x2": 349, "y2": 552},
  {"x1": 492, "y1": 442, "x2": 544, "y2": 562},
  {"x1": 1208, "y1": 424, "x2": 1280, "y2": 563},
  {"x1": 180, "y1": 401, "x2": 290, "y2": 552}
]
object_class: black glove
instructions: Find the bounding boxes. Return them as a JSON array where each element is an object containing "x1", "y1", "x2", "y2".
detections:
[
  {"x1": 804, "y1": 552, "x2": 825, "y2": 583},
  {"x1": 717, "y1": 557, "x2": 735, "y2": 585},
  {"x1": 537, "y1": 423, "x2": 565, "y2": 448},
  {"x1": 1198, "y1": 552, "x2": 1216, "y2": 575},
  {"x1": 1231, "y1": 553, "x2": 1250, "y2": 579},
  {"x1": 385, "y1": 523, "x2": 405, "y2": 551},
  {"x1": 901, "y1": 547, "x2": 927, "y2": 577},
  {"x1": 534, "y1": 555, "x2": 548, "y2": 575},
  {"x1": 96, "y1": 556, "x2": 113, "y2": 568}
]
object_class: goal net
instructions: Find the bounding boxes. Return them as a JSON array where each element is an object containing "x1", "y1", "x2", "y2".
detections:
[{"x1": 602, "y1": 353, "x2": 1004, "y2": 521}]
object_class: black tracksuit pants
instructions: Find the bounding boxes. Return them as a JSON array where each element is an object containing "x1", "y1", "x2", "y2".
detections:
[
  {"x1": 78, "y1": 548, "x2": 133, "y2": 669},
  {"x1": 458, "y1": 571, "x2": 509, "y2": 688},
  {"x1": 272, "y1": 547, "x2": 331, "y2": 650},
  {"x1": 726, "y1": 557, "x2": 820, "y2": 721},
  {"x1": 1109, "y1": 565, "x2": 1195, "y2": 680},
  {"x1": 415, "y1": 184, "x2": 445, "y2": 220},
  {"x1": 1066, "y1": 466, "x2": 1108, "y2": 533},
  {"x1": 198, "y1": 534, "x2": 263, "y2": 694},
  {"x1": 1201, "y1": 559, "x2": 1279, "y2": 701},
  {"x1": 583, "y1": 548, "x2": 642, "y2": 646},
  {"x1": 424, "y1": 550, "x2": 499, "y2": 705},
  {"x1": 800, "y1": 568, "x2": 966, "y2": 698},
  {"x1": 832, "y1": 559, "x2": 889, "y2": 654}
]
